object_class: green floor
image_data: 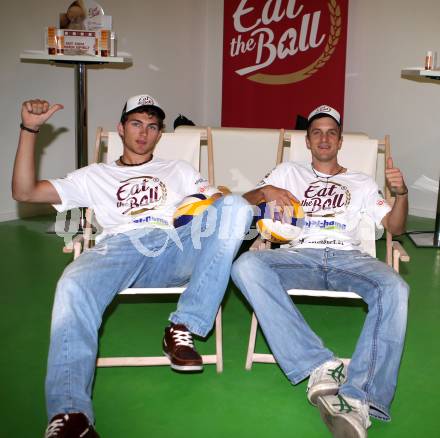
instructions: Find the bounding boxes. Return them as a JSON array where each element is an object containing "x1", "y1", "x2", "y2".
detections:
[{"x1": 1, "y1": 215, "x2": 439, "y2": 437}]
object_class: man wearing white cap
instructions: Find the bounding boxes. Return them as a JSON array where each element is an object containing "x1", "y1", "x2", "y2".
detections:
[
  {"x1": 12, "y1": 95, "x2": 252, "y2": 437},
  {"x1": 232, "y1": 105, "x2": 409, "y2": 438}
]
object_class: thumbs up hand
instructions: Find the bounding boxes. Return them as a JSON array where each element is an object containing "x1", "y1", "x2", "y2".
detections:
[
  {"x1": 21, "y1": 99, "x2": 64, "y2": 132},
  {"x1": 385, "y1": 156, "x2": 408, "y2": 196}
]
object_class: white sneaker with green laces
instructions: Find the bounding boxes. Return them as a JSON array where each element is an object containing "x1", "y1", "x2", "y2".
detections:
[
  {"x1": 317, "y1": 394, "x2": 371, "y2": 438},
  {"x1": 307, "y1": 359, "x2": 350, "y2": 406}
]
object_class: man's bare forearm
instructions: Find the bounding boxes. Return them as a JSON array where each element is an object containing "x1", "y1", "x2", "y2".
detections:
[
  {"x1": 243, "y1": 187, "x2": 266, "y2": 205},
  {"x1": 12, "y1": 130, "x2": 39, "y2": 201},
  {"x1": 243, "y1": 185, "x2": 299, "y2": 207},
  {"x1": 385, "y1": 194, "x2": 408, "y2": 235},
  {"x1": 12, "y1": 100, "x2": 63, "y2": 204}
]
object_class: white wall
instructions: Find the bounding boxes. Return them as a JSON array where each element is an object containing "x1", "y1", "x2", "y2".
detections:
[
  {"x1": 345, "y1": 0, "x2": 440, "y2": 218},
  {"x1": 1, "y1": 0, "x2": 221, "y2": 221},
  {"x1": 1, "y1": 0, "x2": 438, "y2": 220}
]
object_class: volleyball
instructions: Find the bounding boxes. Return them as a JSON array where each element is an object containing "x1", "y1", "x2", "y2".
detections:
[
  {"x1": 173, "y1": 194, "x2": 215, "y2": 228},
  {"x1": 255, "y1": 200, "x2": 305, "y2": 244}
]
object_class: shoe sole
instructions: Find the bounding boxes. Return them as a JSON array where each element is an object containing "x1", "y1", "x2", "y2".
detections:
[
  {"x1": 308, "y1": 384, "x2": 339, "y2": 406},
  {"x1": 163, "y1": 351, "x2": 203, "y2": 372},
  {"x1": 317, "y1": 397, "x2": 366, "y2": 438}
]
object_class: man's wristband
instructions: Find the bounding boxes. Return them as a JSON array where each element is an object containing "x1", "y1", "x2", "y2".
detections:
[
  {"x1": 396, "y1": 189, "x2": 408, "y2": 196},
  {"x1": 20, "y1": 123, "x2": 40, "y2": 134}
]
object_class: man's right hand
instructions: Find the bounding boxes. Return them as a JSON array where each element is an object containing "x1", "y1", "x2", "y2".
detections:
[
  {"x1": 21, "y1": 99, "x2": 63, "y2": 131},
  {"x1": 260, "y1": 185, "x2": 299, "y2": 207},
  {"x1": 259, "y1": 185, "x2": 300, "y2": 222},
  {"x1": 243, "y1": 184, "x2": 300, "y2": 222}
]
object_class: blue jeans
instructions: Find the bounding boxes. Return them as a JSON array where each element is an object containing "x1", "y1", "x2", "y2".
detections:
[
  {"x1": 45, "y1": 195, "x2": 253, "y2": 423},
  {"x1": 231, "y1": 247, "x2": 408, "y2": 421}
]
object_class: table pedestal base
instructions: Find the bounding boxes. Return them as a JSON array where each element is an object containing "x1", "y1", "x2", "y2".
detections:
[{"x1": 407, "y1": 232, "x2": 440, "y2": 248}]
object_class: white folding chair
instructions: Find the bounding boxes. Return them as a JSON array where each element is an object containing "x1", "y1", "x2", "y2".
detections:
[
  {"x1": 66, "y1": 128, "x2": 223, "y2": 372},
  {"x1": 245, "y1": 131, "x2": 410, "y2": 370}
]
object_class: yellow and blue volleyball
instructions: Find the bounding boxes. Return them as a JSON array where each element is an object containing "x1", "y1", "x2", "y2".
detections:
[
  {"x1": 173, "y1": 194, "x2": 215, "y2": 228},
  {"x1": 255, "y1": 200, "x2": 305, "y2": 244}
]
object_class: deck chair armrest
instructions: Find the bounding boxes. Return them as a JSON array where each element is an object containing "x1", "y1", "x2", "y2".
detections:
[
  {"x1": 391, "y1": 240, "x2": 410, "y2": 273},
  {"x1": 392, "y1": 241, "x2": 410, "y2": 262}
]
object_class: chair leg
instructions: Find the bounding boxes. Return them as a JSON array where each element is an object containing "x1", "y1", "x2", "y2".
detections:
[
  {"x1": 245, "y1": 313, "x2": 259, "y2": 370},
  {"x1": 215, "y1": 307, "x2": 223, "y2": 373},
  {"x1": 386, "y1": 230, "x2": 393, "y2": 267},
  {"x1": 393, "y1": 248, "x2": 399, "y2": 273}
]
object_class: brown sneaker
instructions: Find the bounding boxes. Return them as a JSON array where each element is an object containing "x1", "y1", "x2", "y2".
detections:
[
  {"x1": 44, "y1": 413, "x2": 100, "y2": 437},
  {"x1": 163, "y1": 323, "x2": 203, "y2": 371}
]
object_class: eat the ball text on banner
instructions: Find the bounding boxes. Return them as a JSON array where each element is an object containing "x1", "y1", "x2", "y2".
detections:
[{"x1": 222, "y1": 0, "x2": 348, "y2": 128}]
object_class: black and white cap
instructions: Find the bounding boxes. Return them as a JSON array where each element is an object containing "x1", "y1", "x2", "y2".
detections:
[
  {"x1": 307, "y1": 105, "x2": 341, "y2": 127},
  {"x1": 121, "y1": 94, "x2": 166, "y2": 121}
]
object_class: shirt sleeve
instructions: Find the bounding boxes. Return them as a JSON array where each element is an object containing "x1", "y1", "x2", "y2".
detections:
[
  {"x1": 255, "y1": 164, "x2": 286, "y2": 189},
  {"x1": 362, "y1": 178, "x2": 391, "y2": 228},
  {"x1": 179, "y1": 161, "x2": 219, "y2": 198},
  {"x1": 49, "y1": 167, "x2": 92, "y2": 212}
]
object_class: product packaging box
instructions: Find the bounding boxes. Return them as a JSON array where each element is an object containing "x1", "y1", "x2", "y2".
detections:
[{"x1": 63, "y1": 30, "x2": 97, "y2": 55}]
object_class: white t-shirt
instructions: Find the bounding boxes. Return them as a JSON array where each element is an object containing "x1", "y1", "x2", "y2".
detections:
[
  {"x1": 257, "y1": 162, "x2": 391, "y2": 250},
  {"x1": 50, "y1": 157, "x2": 218, "y2": 241}
]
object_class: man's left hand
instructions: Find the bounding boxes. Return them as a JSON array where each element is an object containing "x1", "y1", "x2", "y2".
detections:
[{"x1": 385, "y1": 157, "x2": 408, "y2": 195}]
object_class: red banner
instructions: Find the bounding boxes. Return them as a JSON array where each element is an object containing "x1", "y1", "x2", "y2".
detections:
[{"x1": 222, "y1": 0, "x2": 349, "y2": 128}]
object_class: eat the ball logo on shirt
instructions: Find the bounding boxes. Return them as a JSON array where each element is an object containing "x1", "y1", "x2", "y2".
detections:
[
  {"x1": 116, "y1": 176, "x2": 167, "y2": 216},
  {"x1": 301, "y1": 180, "x2": 350, "y2": 216}
]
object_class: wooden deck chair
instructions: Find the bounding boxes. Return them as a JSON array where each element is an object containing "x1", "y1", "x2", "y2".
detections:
[
  {"x1": 245, "y1": 131, "x2": 410, "y2": 370},
  {"x1": 66, "y1": 128, "x2": 223, "y2": 372}
]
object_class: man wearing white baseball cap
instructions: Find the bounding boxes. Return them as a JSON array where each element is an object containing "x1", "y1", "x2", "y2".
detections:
[
  {"x1": 307, "y1": 104, "x2": 342, "y2": 127},
  {"x1": 232, "y1": 104, "x2": 409, "y2": 438},
  {"x1": 12, "y1": 94, "x2": 252, "y2": 437}
]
